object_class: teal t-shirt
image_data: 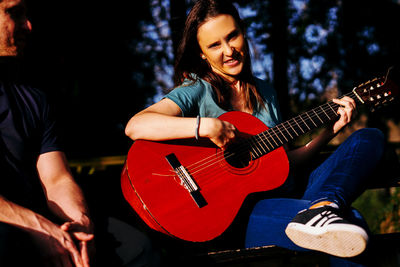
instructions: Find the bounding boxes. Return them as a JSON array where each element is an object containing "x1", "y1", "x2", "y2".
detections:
[{"x1": 165, "y1": 77, "x2": 282, "y2": 128}]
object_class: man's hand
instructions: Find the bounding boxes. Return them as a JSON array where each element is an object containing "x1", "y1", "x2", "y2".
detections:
[
  {"x1": 30, "y1": 216, "x2": 92, "y2": 267},
  {"x1": 61, "y1": 217, "x2": 95, "y2": 267}
]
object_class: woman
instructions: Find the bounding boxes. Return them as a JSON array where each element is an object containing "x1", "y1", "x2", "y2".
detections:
[{"x1": 125, "y1": 0, "x2": 384, "y2": 262}]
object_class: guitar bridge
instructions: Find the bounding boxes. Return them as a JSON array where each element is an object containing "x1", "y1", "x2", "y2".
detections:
[{"x1": 165, "y1": 153, "x2": 207, "y2": 208}]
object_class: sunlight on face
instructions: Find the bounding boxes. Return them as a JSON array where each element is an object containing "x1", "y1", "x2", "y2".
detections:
[
  {"x1": 197, "y1": 14, "x2": 245, "y2": 82},
  {"x1": 0, "y1": 0, "x2": 31, "y2": 57}
]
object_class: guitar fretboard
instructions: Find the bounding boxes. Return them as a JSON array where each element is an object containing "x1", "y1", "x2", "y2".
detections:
[{"x1": 248, "y1": 91, "x2": 359, "y2": 159}]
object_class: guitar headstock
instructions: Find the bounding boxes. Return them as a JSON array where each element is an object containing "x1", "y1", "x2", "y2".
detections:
[{"x1": 353, "y1": 66, "x2": 400, "y2": 111}]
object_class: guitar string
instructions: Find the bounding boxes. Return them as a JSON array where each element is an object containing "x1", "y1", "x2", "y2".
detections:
[
  {"x1": 173, "y1": 88, "x2": 359, "y2": 182},
  {"x1": 186, "y1": 99, "x2": 340, "y2": 172},
  {"x1": 173, "y1": 80, "x2": 386, "y2": 186},
  {"x1": 183, "y1": 96, "x2": 348, "y2": 181},
  {"x1": 178, "y1": 107, "x2": 340, "y2": 188},
  {"x1": 183, "y1": 77, "x2": 384, "y2": 175},
  {"x1": 186, "y1": 103, "x2": 341, "y2": 187},
  {"x1": 241, "y1": 79, "x2": 386, "y2": 160},
  {"x1": 184, "y1": 97, "x2": 346, "y2": 177},
  {"x1": 191, "y1": 91, "x2": 379, "y2": 187}
]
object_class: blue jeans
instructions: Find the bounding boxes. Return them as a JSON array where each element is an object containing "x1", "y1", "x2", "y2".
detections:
[{"x1": 245, "y1": 128, "x2": 385, "y2": 266}]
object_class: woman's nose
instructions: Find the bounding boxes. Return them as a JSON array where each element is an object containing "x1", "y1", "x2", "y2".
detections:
[{"x1": 222, "y1": 42, "x2": 234, "y2": 56}]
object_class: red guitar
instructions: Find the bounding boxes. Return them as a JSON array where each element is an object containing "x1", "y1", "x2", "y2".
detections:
[{"x1": 121, "y1": 67, "x2": 399, "y2": 242}]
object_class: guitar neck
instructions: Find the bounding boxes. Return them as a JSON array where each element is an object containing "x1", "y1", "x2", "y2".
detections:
[{"x1": 248, "y1": 91, "x2": 360, "y2": 159}]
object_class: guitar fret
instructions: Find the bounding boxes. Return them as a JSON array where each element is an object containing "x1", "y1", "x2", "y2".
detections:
[
  {"x1": 293, "y1": 117, "x2": 305, "y2": 134},
  {"x1": 249, "y1": 138, "x2": 262, "y2": 158},
  {"x1": 300, "y1": 114, "x2": 311, "y2": 130},
  {"x1": 281, "y1": 123, "x2": 294, "y2": 140},
  {"x1": 249, "y1": 148, "x2": 259, "y2": 159},
  {"x1": 327, "y1": 102, "x2": 336, "y2": 113},
  {"x1": 263, "y1": 132, "x2": 275, "y2": 149},
  {"x1": 276, "y1": 125, "x2": 288, "y2": 142},
  {"x1": 250, "y1": 148, "x2": 260, "y2": 159},
  {"x1": 320, "y1": 106, "x2": 331, "y2": 120},
  {"x1": 312, "y1": 109, "x2": 324, "y2": 123},
  {"x1": 255, "y1": 135, "x2": 267, "y2": 154},
  {"x1": 306, "y1": 112, "x2": 317, "y2": 127},
  {"x1": 259, "y1": 132, "x2": 271, "y2": 152},
  {"x1": 267, "y1": 130, "x2": 279, "y2": 147},
  {"x1": 271, "y1": 128, "x2": 283, "y2": 145},
  {"x1": 287, "y1": 120, "x2": 299, "y2": 137}
]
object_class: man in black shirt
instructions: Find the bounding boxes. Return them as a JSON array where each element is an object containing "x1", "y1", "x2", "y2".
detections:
[{"x1": 0, "y1": 0, "x2": 94, "y2": 266}]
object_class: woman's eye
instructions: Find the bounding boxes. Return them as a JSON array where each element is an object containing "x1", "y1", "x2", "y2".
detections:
[
  {"x1": 228, "y1": 31, "x2": 239, "y2": 41},
  {"x1": 208, "y1": 43, "x2": 220, "y2": 49}
]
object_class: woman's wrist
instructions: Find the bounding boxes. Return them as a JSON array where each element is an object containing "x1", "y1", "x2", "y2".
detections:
[{"x1": 198, "y1": 117, "x2": 216, "y2": 139}]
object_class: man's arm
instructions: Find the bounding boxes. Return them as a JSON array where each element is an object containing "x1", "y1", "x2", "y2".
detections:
[
  {"x1": 0, "y1": 192, "x2": 89, "y2": 267},
  {"x1": 36, "y1": 151, "x2": 91, "y2": 228},
  {"x1": 36, "y1": 150, "x2": 94, "y2": 266}
]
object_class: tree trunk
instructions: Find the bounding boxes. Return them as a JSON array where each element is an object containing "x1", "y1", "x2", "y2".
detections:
[
  {"x1": 169, "y1": 0, "x2": 187, "y2": 56},
  {"x1": 269, "y1": 0, "x2": 290, "y2": 119}
]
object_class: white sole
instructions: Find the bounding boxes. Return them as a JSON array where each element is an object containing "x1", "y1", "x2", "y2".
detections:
[{"x1": 285, "y1": 222, "x2": 368, "y2": 257}]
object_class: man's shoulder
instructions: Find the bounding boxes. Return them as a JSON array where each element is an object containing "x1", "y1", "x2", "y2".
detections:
[{"x1": 10, "y1": 82, "x2": 48, "y2": 104}]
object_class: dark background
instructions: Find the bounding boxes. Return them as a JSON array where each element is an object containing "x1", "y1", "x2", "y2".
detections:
[
  {"x1": 20, "y1": 0, "x2": 400, "y2": 159},
  {"x1": 22, "y1": 0, "x2": 154, "y2": 158}
]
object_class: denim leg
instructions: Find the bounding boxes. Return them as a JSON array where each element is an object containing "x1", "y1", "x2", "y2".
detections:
[
  {"x1": 245, "y1": 198, "x2": 310, "y2": 250},
  {"x1": 301, "y1": 128, "x2": 384, "y2": 207},
  {"x1": 245, "y1": 128, "x2": 384, "y2": 266},
  {"x1": 245, "y1": 198, "x2": 371, "y2": 267}
]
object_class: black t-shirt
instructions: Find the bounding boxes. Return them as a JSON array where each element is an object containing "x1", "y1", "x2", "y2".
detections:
[{"x1": 0, "y1": 80, "x2": 62, "y2": 213}]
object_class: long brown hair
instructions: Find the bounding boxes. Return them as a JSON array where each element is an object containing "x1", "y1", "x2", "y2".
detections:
[{"x1": 173, "y1": 0, "x2": 265, "y2": 112}]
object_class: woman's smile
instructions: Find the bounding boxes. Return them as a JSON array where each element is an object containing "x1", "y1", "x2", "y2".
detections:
[{"x1": 197, "y1": 14, "x2": 245, "y2": 81}]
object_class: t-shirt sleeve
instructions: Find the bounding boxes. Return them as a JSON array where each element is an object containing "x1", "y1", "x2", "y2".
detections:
[
  {"x1": 164, "y1": 79, "x2": 205, "y2": 117},
  {"x1": 39, "y1": 96, "x2": 63, "y2": 154}
]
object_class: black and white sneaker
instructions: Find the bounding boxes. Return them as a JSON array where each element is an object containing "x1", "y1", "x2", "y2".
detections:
[{"x1": 285, "y1": 204, "x2": 368, "y2": 257}]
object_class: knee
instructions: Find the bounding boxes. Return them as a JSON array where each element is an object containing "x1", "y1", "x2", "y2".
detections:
[
  {"x1": 352, "y1": 128, "x2": 385, "y2": 157},
  {"x1": 354, "y1": 128, "x2": 384, "y2": 143}
]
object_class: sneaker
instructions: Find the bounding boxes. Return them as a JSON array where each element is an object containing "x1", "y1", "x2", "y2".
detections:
[{"x1": 285, "y1": 204, "x2": 368, "y2": 257}]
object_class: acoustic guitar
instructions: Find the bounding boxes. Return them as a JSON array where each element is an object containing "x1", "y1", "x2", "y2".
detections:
[{"x1": 121, "y1": 67, "x2": 399, "y2": 242}]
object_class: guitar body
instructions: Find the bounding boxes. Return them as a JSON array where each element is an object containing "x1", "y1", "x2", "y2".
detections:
[{"x1": 121, "y1": 111, "x2": 289, "y2": 242}]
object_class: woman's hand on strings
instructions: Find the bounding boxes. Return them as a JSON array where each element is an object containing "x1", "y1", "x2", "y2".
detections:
[
  {"x1": 331, "y1": 96, "x2": 357, "y2": 134},
  {"x1": 200, "y1": 118, "x2": 238, "y2": 150}
]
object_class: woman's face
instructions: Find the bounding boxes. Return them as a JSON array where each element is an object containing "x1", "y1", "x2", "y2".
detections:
[{"x1": 197, "y1": 14, "x2": 245, "y2": 82}]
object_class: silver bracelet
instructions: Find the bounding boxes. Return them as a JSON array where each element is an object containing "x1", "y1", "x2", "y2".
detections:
[{"x1": 195, "y1": 115, "x2": 200, "y2": 140}]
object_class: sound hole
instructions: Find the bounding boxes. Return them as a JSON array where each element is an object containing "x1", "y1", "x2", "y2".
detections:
[{"x1": 224, "y1": 143, "x2": 251, "y2": 168}]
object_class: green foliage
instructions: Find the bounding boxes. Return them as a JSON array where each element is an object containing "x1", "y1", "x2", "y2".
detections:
[{"x1": 353, "y1": 188, "x2": 400, "y2": 234}]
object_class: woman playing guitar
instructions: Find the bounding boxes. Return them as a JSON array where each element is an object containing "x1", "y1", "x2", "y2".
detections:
[{"x1": 125, "y1": 0, "x2": 385, "y2": 265}]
